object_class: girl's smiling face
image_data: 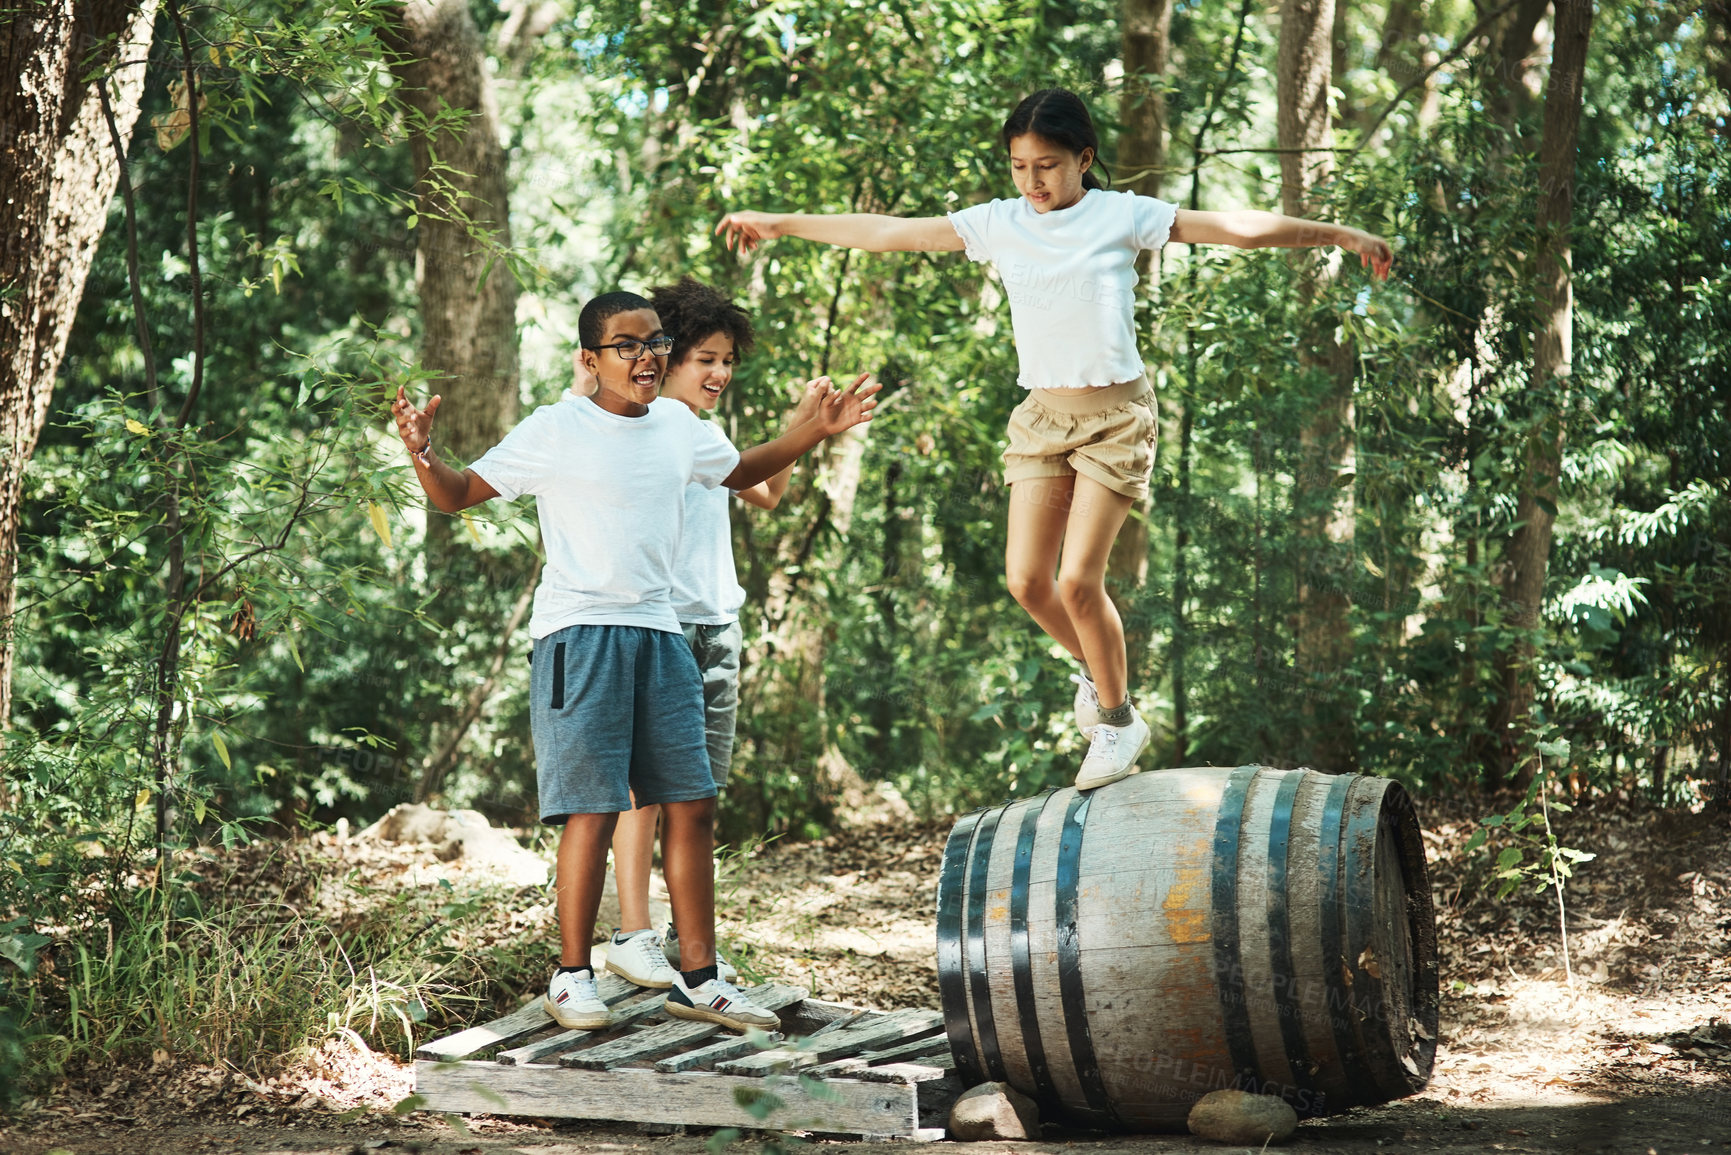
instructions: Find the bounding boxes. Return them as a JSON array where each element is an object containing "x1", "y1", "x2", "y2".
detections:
[
  {"x1": 1009, "y1": 132, "x2": 1094, "y2": 214},
  {"x1": 660, "y1": 331, "x2": 737, "y2": 413}
]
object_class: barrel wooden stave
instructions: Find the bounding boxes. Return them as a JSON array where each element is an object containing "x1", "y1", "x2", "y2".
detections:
[{"x1": 937, "y1": 765, "x2": 1437, "y2": 1130}]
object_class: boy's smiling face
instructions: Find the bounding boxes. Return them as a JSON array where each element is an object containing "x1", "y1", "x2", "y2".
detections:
[{"x1": 583, "y1": 308, "x2": 667, "y2": 417}]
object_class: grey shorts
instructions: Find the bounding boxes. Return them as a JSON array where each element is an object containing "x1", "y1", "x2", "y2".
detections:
[
  {"x1": 530, "y1": 624, "x2": 718, "y2": 823},
  {"x1": 681, "y1": 621, "x2": 742, "y2": 786}
]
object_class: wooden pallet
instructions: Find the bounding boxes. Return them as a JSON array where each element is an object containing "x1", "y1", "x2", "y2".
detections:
[{"x1": 413, "y1": 974, "x2": 962, "y2": 1140}]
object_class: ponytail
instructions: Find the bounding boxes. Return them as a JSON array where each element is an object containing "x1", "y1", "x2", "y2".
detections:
[{"x1": 1002, "y1": 88, "x2": 1111, "y2": 190}]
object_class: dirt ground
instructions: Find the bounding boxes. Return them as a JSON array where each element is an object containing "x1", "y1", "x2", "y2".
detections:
[{"x1": 5, "y1": 791, "x2": 1729, "y2": 1155}]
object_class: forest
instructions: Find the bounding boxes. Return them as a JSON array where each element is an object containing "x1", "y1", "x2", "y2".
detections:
[{"x1": 2, "y1": 0, "x2": 1729, "y2": 1143}]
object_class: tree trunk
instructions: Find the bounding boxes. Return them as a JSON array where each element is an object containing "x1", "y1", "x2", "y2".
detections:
[
  {"x1": 1119, "y1": 0, "x2": 1171, "y2": 204},
  {"x1": 1111, "y1": 0, "x2": 1172, "y2": 681},
  {"x1": 1707, "y1": 2, "x2": 1731, "y2": 106},
  {"x1": 1492, "y1": 0, "x2": 1591, "y2": 785},
  {"x1": 736, "y1": 422, "x2": 874, "y2": 836},
  {"x1": 0, "y1": 0, "x2": 157, "y2": 733},
  {"x1": 1486, "y1": 0, "x2": 1554, "y2": 128},
  {"x1": 386, "y1": 0, "x2": 519, "y2": 465},
  {"x1": 1279, "y1": 0, "x2": 1357, "y2": 772}
]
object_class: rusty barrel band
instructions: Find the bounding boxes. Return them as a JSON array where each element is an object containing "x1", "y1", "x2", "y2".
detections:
[
  {"x1": 1054, "y1": 791, "x2": 1114, "y2": 1122},
  {"x1": 1318, "y1": 772, "x2": 1379, "y2": 1099},
  {"x1": 1210, "y1": 764, "x2": 1262, "y2": 1090},
  {"x1": 1342, "y1": 777, "x2": 1403, "y2": 1102},
  {"x1": 965, "y1": 805, "x2": 1007, "y2": 1081},
  {"x1": 937, "y1": 809, "x2": 985, "y2": 1087},
  {"x1": 1008, "y1": 795, "x2": 1056, "y2": 1105},
  {"x1": 1385, "y1": 782, "x2": 1441, "y2": 1080},
  {"x1": 1266, "y1": 769, "x2": 1322, "y2": 1110}
]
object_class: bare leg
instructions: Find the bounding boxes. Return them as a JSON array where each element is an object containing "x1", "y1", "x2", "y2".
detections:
[
  {"x1": 611, "y1": 796, "x2": 661, "y2": 934},
  {"x1": 1005, "y1": 476, "x2": 1086, "y2": 660},
  {"x1": 1056, "y1": 475, "x2": 1136, "y2": 709},
  {"x1": 556, "y1": 811, "x2": 620, "y2": 968},
  {"x1": 660, "y1": 797, "x2": 717, "y2": 972}
]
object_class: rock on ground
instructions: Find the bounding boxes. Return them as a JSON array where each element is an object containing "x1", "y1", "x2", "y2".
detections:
[
  {"x1": 358, "y1": 803, "x2": 549, "y2": 888},
  {"x1": 948, "y1": 1081, "x2": 1040, "y2": 1141},
  {"x1": 1186, "y1": 1089, "x2": 1299, "y2": 1145}
]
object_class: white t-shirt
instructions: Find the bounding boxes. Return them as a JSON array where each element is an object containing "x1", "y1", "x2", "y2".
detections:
[
  {"x1": 947, "y1": 188, "x2": 1178, "y2": 390},
  {"x1": 469, "y1": 396, "x2": 739, "y2": 637},
  {"x1": 671, "y1": 419, "x2": 748, "y2": 625}
]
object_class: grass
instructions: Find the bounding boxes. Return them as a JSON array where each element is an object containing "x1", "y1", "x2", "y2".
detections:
[{"x1": 9, "y1": 847, "x2": 528, "y2": 1096}]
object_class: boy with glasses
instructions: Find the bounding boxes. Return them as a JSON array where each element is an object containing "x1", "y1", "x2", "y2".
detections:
[{"x1": 390, "y1": 290, "x2": 876, "y2": 1030}]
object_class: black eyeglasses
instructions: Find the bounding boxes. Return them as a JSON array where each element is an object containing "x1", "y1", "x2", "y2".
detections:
[{"x1": 586, "y1": 336, "x2": 675, "y2": 361}]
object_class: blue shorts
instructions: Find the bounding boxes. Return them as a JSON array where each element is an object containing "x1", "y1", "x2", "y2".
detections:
[{"x1": 530, "y1": 624, "x2": 719, "y2": 822}]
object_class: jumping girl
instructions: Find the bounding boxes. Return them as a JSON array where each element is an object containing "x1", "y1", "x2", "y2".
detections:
[{"x1": 717, "y1": 88, "x2": 1391, "y2": 791}]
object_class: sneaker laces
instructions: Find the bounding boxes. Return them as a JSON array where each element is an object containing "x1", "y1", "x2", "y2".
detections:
[
  {"x1": 1085, "y1": 723, "x2": 1122, "y2": 761},
  {"x1": 638, "y1": 934, "x2": 672, "y2": 973},
  {"x1": 1069, "y1": 672, "x2": 1099, "y2": 705}
]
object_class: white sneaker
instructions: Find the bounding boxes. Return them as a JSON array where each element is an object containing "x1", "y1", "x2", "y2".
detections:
[
  {"x1": 1074, "y1": 707, "x2": 1151, "y2": 791},
  {"x1": 605, "y1": 928, "x2": 676, "y2": 989},
  {"x1": 1070, "y1": 672, "x2": 1101, "y2": 735},
  {"x1": 666, "y1": 974, "x2": 780, "y2": 1032},
  {"x1": 662, "y1": 926, "x2": 739, "y2": 983},
  {"x1": 544, "y1": 967, "x2": 612, "y2": 1030}
]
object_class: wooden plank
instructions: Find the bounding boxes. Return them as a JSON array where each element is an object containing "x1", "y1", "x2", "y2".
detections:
[
  {"x1": 564, "y1": 985, "x2": 808, "y2": 1070},
  {"x1": 654, "y1": 1031, "x2": 783, "y2": 1073},
  {"x1": 716, "y1": 1009, "x2": 944, "y2": 1076},
  {"x1": 417, "y1": 998, "x2": 551, "y2": 1062},
  {"x1": 493, "y1": 979, "x2": 663, "y2": 1066},
  {"x1": 803, "y1": 1034, "x2": 951, "y2": 1079},
  {"x1": 782, "y1": 998, "x2": 876, "y2": 1036},
  {"x1": 548, "y1": 995, "x2": 672, "y2": 1066},
  {"x1": 414, "y1": 1060, "x2": 921, "y2": 1135},
  {"x1": 854, "y1": 1056, "x2": 955, "y2": 1084}
]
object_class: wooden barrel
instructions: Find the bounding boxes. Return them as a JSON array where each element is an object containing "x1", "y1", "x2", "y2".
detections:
[{"x1": 934, "y1": 766, "x2": 1437, "y2": 1130}]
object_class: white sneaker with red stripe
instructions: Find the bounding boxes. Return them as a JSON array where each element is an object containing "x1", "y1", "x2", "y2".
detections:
[
  {"x1": 665, "y1": 974, "x2": 780, "y2": 1031},
  {"x1": 544, "y1": 967, "x2": 611, "y2": 1030}
]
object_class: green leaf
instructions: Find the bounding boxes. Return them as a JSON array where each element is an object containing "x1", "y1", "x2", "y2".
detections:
[
  {"x1": 1495, "y1": 847, "x2": 1523, "y2": 872},
  {"x1": 1463, "y1": 828, "x2": 1487, "y2": 854},
  {"x1": 212, "y1": 731, "x2": 232, "y2": 771},
  {"x1": 368, "y1": 502, "x2": 393, "y2": 549},
  {"x1": 1534, "y1": 494, "x2": 1559, "y2": 518}
]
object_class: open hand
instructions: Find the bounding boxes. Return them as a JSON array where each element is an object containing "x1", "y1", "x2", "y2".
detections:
[
  {"x1": 1349, "y1": 230, "x2": 1393, "y2": 281},
  {"x1": 391, "y1": 385, "x2": 440, "y2": 452},
  {"x1": 715, "y1": 211, "x2": 784, "y2": 254},
  {"x1": 789, "y1": 375, "x2": 832, "y2": 427},
  {"x1": 812, "y1": 373, "x2": 879, "y2": 437}
]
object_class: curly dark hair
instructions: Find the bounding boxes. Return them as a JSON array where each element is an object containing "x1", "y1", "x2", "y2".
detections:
[{"x1": 647, "y1": 276, "x2": 755, "y2": 367}]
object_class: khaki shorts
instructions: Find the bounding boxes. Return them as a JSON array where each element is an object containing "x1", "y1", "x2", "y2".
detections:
[{"x1": 1001, "y1": 377, "x2": 1157, "y2": 500}]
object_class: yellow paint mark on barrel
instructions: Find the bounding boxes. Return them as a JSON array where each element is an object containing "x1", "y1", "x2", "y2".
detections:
[{"x1": 1163, "y1": 850, "x2": 1211, "y2": 944}]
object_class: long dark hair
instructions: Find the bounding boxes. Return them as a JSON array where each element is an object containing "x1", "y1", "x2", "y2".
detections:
[{"x1": 1001, "y1": 88, "x2": 1110, "y2": 191}]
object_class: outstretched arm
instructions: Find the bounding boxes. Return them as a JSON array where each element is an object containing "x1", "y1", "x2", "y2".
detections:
[
  {"x1": 1170, "y1": 209, "x2": 1393, "y2": 280},
  {"x1": 722, "y1": 374, "x2": 878, "y2": 490},
  {"x1": 717, "y1": 211, "x2": 965, "y2": 255},
  {"x1": 736, "y1": 376, "x2": 832, "y2": 510},
  {"x1": 390, "y1": 386, "x2": 499, "y2": 513}
]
